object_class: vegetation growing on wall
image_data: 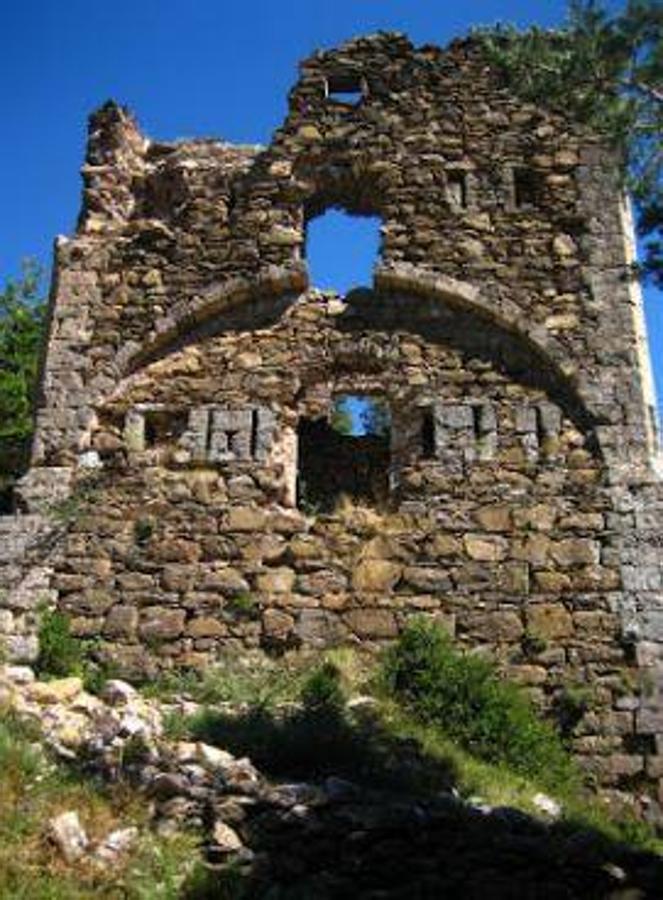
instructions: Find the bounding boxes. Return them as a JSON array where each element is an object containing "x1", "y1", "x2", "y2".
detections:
[{"x1": 478, "y1": 0, "x2": 663, "y2": 285}]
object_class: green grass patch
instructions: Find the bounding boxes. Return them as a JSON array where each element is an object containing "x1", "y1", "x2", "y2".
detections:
[
  {"x1": 36, "y1": 610, "x2": 83, "y2": 679},
  {"x1": 0, "y1": 712, "x2": 207, "y2": 899}
]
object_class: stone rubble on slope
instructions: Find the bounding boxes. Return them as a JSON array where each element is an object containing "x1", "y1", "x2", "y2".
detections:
[{"x1": 3, "y1": 665, "x2": 662, "y2": 896}]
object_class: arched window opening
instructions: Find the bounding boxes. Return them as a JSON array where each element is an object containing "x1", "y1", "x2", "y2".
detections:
[
  {"x1": 297, "y1": 394, "x2": 391, "y2": 513},
  {"x1": 306, "y1": 210, "x2": 381, "y2": 294}
]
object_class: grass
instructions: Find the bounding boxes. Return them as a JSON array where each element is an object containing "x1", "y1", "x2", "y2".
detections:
[
  {"x1": 3, "y1": 627, "x2": 661, "y2": 896},
  {"x1": 0, "y1": 712, "x2": 208, "y2": 899},
  {"x1": 145, "y1": 649, "x2": 311, "y2": 710},
  {"x1": 149, "y1": 633, "x2": 663, "y2": 860}
]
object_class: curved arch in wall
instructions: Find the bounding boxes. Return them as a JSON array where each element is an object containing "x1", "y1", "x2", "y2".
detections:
[
  {"x1": 121, "y1": 264, "x2": 308, "y2": 376},
  {"x1": 106, "y1": 263, "x2": 598, "y2": 452}
]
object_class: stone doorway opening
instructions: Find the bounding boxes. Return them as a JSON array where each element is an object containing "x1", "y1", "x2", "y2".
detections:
[{"x1": 297, "y1": 395, "x2": 391, "y2": 513}]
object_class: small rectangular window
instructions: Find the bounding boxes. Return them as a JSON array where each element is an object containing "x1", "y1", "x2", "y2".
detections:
[
  {"x1": 325, "y1": 73, "x2": 364, "y2": 106},
  {"x1": 513, "y1": 167, "x2": 542, "y2": 208},
  {"x1": 421, "y1": 408, "x2": 436, "y2": 459},
  {"x1": 446, "y1": 170, "x2": 468, "y2": 209},
  {"x1": 144, "y1": 409, "x2": 188, "y2": 447}
]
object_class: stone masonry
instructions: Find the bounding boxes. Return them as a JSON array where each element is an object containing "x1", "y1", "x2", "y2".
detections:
[{"x1": 3, "y1": 33, "x2": 663, "y2": 800}]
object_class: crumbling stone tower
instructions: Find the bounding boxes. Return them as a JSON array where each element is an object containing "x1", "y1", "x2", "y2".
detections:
[{"x1": 3, "y1": 33, "x2": 663, "y2": 799}]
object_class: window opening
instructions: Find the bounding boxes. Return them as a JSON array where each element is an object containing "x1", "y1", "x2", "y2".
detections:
[
  {"x1": 513, "y1": 167, "x2": 542, "y2": 208},
  {"x1": 421, "y1": 408, "x2": 436, "y2": 459},
  {"x1": 0, "y1": 484, "x2": 14, "y2": 514},
  {"x1": 472, "y1": 406, "x2": 483, "y2": 442},
  {"x1": 144, "y1": 409, "x2": 188, "y2": 448},
  {"x1": 297, "y1": 395, "x2": 391, "y2": 512},
  {"x1": 306, "y1": 210, "x2": 381, "y2": 294},
  {"x1": 325, "y1": 73, "x2": 364, "y2": 106},
  {"x1": 447, "y1": 170, "x2": 468, "y2": 209},
  {"x1": 250, "y1": 409, "x2": 260, "y2": 458}
]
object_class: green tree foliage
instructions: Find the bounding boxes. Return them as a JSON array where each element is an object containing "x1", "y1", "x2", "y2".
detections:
[
  {"x1": 478, "y1": 0, "x2": 663, "y2": 285},
  {"x1": 381, "y1": 618, "x2": 576, "y2": 789},
  {"x1": 0, "y1": 262, "x2": 45, "y2": 500},
  {"x1": 330, "y1": 396, "x2": 354, "y2": 435}
]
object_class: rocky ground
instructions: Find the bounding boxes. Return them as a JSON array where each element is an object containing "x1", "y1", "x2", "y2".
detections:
[{"x1": 2, "y1": 664, "x2": 663, "y2": 899}]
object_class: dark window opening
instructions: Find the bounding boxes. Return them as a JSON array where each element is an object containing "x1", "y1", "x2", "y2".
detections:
[
  {"x1": 513, "y1": 167, "x2": 542, "y2": 208},
  {"x1": 0, "y1": 484, "x2": 14, "y2": 515},
  {"x1": 535, "y1": 406, "x2": 546, "y2": 447},
  {"x1": 472, "y1": 406, "x2": 483, "y2": 442},
  {"x1": 325, "y1": 73, "x2": 364, "y2": 106},
  {"x1": 447, "y1": 170, "x2": 468, "y2": 209},
  {"x1": 306, "y1": 210, "x2": 381, "y2": 294},
  {"x1": 250, "y1": 409, "x2": 260, "y2": 458},
  {"x1": 421, "y1": 408, "x2": 436, "y2": 459},
  {"x1": 144, "y1": 409, "x2": 188, "y2": 447},
  {"x1": 297, "y1": 395, "x2": 391, "y2": 512}
]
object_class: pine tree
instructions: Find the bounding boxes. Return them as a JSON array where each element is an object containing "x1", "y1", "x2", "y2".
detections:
[
  {"x1": 478, "y1": 0, "x2": 663, "y2": 285},
  {"x1": 0, "y1": 261, "x2": 45, "y2": 502}
]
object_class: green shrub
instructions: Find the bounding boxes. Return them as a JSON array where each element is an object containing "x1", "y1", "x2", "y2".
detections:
[
  {"x1": 36, "y1": 610, "x2": 83, "y2": 678},
  {"x1": 300, "y1": 661, "x2": 346, "y2": 714},
  {"x1": 380, "y1": 617, "x2": 575, "y2": 790}
]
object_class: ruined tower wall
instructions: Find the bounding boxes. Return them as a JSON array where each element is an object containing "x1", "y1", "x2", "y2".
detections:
[{"x1": 3, "y1": 33, "x2": 663, "y2": 800}]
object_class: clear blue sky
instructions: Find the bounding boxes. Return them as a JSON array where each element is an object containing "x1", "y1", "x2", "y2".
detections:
[{"x1": 2, "y1": 0, "x2": 660, "y2": 410}]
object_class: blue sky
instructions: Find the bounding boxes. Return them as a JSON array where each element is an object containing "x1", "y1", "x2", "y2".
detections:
[{"x1": 2, "y1": 0, "x2": 660, "y2": 409}]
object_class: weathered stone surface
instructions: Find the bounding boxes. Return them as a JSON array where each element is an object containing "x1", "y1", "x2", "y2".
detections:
[
  {"x1": 202, "y1": 567, "x2": 250, "y2": 596},
  {"x1": 345, "y1": 609, "x2": 398, "y2": 638},
  {"x1": 465, "y1": 610, "x2": 524, "y2": 642},
  {"x1": 352, "y1": 560, "x2": 402, "y2": 593},
  {"x1": 464, "y1": 535, "x2": 508, "y2": 562},
  {"x1": 256, "y1": 567, "x2": 296, "y2": 594},
  {"x1": 104, "y1": 605, "x2": 139, "y2": 638},
  {"x1": 474, "y1": 506, "x2": 512, "y2": 532},
  {"x1": 48, "y1": 811, "x2": 89, "y2": 863},
  {"x1": 549, "y1": 539, "x2": 601, "y2": 568},
  {"x1": 28, "y1": 677, "x2": 83, "y2": 705},
  {"x1": 139, "y1": 608, "x2": 186, "y2": 640},
  {"x1": 226, "y1": 507, "x2": 269, "y2": 532},
  {"x1": 186, "y1": 617, "x2": 227, "y2": 638},
  {"x1": 526, "y1": 605, "x2": 574, "y2": 639},
  {"x1": 262, "y1": 609, "x2": 295, "y2": 641},
  {"x1": 295, "y1": 609, "x2": 346, "y2": 645}
]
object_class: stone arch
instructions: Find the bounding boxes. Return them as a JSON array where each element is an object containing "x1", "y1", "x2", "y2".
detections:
[
  {"x1": 105, "y1": 265, "x2": 597, "y2": 450},
  {"x1": 121, "y1": 264, "x2": 308, "y2": 376}
]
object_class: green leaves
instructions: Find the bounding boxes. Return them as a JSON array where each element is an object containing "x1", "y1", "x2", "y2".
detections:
[
  {"x1": 381, "y1": 618, "x2": 576, "y2": 789},
  {"x1": 478, "y1": 1, "x2": 663, "y2": 286},
  {"x1": 0, "y1": 261, "x2": 45, "y2": 492}
]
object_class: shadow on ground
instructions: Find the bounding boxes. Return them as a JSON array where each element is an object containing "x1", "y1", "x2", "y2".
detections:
[{"x1": 174, "y1": 702, "x2": 663, "y2": 900}]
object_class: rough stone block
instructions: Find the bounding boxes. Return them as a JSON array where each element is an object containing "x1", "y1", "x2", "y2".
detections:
[
  {"x1": 104, "y1": 605, "x2": 139, "y2": 638},
  {"x1": 345, "y1": 608, "x2": 398, "y2": 639},
  {"x1": 139, "y1": 607, "x2": 186, "y2": 640},
  {"x1": 526, "y1": 604, "x2": 574, "y2": 639},
  {"x1": 352, "y1": 560, "x2": 402, "y2": 593}
]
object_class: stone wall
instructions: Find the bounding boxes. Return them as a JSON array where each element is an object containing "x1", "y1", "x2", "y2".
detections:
[{"x1": 3, "y1": 32, "x2": 663, "y2": 800}]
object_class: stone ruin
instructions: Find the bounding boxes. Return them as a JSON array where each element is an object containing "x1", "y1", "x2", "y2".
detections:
[{"x1": 2, "y1": 32, "x2": 663, "y2": 801}]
